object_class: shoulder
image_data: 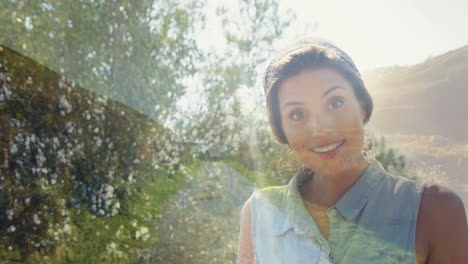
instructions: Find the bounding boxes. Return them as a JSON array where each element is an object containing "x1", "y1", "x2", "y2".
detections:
[
  {"x1": 418, "y1": 183, "x2": 468, "y2": 262},
  {"x1": 384, "y1": 172, "x2": 425, "y2": 194},
  {"x1": 369, "y1": 172, "x2": 426, "y2": 216},
  {"x1": 420, "y1": 184, "x2": 466, "y2": 226},
  {"x1": 240, "y1": 196, "x2": 253, "y2": 222},
  {"x1": 241, "y1": 185, "x2": 287, "y2": 215},
  {"x1": 239, "y1": 197, "x2": 253, "y2": 236},
  {"x1": 249, "y1": 185, "x2": 288, "y2": 206},
  {"x1": 238, "y1": 198, "x2": 254, "y2": 264},
  {"x1": 254, "y1": 185, "x2": 288, "y2": 194},
  {"x1": 238, "y1": 186, "x2": 286, "y2": 264},
  {"x1": 421, "y1": 184, "x2": 465, "y2": 212}
]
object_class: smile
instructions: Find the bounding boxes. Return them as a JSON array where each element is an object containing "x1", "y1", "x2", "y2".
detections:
[{"x1": 311, "y1": 140, "x2": 344, "y2": 153}]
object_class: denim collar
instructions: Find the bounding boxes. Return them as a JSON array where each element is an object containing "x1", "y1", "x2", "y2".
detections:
[{"x1": 272, "y1": 159, "x2": 387, "y2": 236}]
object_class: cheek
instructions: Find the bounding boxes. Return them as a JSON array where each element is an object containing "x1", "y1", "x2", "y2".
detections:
[
  {"x1": 337, "y1": 104, "x2": 365, "y2": 131},
  {"x1": 284, "y1": 127, "x2": 304, "y2": 148},
  {"x1": 340, "y1": 109, "x2": 366, "y2": 147},
  {"x1": 282, "y1": 125, "x2": 310, "y2": 153}
]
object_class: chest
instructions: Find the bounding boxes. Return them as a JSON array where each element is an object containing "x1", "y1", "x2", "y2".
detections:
[
  {"x1": 303, "y1": 201, "x2": 330, "y2": 240},
  {"x1": 303, "y1": 200, "x2": 427, "y2": 264}
]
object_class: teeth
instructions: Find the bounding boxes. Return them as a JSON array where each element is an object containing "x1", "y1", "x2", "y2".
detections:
[{"x1": 312, "y1": 141, "x2": 342, "y2": 153}]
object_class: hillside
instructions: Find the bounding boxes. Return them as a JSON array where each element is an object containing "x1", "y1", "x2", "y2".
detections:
[
  {"x1": 364, "y1": 44, "x2": 468, "y2": 142},
  {"x1": 363, "y1": 45, "x2": 468, "y2": 209}
]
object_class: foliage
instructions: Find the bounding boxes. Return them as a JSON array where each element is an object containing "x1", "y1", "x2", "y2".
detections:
[
  {"x1": 0, "y1": 0, "x2": 204, "y2": 120},
  {"x1": 374, "y1": 136, "x2": 405, "y2": 172},
  {"x1": 138, "y1": 162, "x2": 254, "y2": 264},
  {"x1": 0, "y1": 45, "x2": 192, "y2": 262}
]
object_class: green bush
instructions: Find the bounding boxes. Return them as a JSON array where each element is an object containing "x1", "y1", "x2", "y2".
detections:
[{"x1": 0, "y1": 45, "x2": 193, "y2": 263}]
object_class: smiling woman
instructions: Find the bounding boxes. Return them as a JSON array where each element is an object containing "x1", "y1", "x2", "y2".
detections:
[
  {"x1": 278, "y1": 68, "x2": 368, "y2": 177},
  {"x1": 237, "y1": 38, "x2": 468, "y2": 264}
]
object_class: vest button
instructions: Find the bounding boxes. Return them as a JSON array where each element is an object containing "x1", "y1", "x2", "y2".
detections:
[{"x1": 329, "y1": 208, "x2": 338, "y2": 217}]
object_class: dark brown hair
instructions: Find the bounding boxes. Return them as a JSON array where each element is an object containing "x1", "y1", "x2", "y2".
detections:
[{"x1": 263, "y1": 38, "x2": 373, "y2": 146}]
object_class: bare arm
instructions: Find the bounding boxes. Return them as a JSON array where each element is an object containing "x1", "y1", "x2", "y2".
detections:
[
  {"x1": 421, "y1": 184, "x2": 468, "y2": 263},
  {"x1": 238, "y1": 198, "x2": 254, "y2": 264}
]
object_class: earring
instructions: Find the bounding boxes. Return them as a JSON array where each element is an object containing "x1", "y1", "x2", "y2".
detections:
[
  {"x1": 362, "y1": 131, "x2": 375, "y2": 160},
  {"x1": 302, "y1": 166, "x2": 312, "y2": 174}
]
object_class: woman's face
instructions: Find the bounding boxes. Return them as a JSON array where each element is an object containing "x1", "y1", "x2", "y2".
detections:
[{"x1": 278, "y1": 67, "x2": 367, "y2": 176}]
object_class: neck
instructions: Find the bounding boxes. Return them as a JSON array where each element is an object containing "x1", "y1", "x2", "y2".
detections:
[{"x1": 300, "y1": 156, "x2": 371, "y2": 208}]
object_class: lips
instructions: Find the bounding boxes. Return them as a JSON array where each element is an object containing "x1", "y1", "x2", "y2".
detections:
[
  {"x1": 310, "y1": 140, "x2": 344, "y2": 151},
  {"x1": 310, "y1": 140, "x2": 343, "y2": 153},
  {"x1": 310, "y1": 140, "x2": 344, "y2": 159}
]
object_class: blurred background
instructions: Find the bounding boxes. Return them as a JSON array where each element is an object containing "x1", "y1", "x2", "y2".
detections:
[{"x1": 0, "y1": 0, "x2": 466, "y2": 263}]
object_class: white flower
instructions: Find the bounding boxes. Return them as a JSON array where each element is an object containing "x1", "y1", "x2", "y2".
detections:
[
  {"x1": 94, "y1": 136, "x2": 103, "y2": 147},
  {"x1": 139, "y1": 226, "x2": 148, "y2": 234},
  {"x1": 137, "y1": 226, "x2": 150, "y2": 241},
  {"x1": 36, "y1": 149, "x2": 46, "y2": 167},
  {"x1": 3, "y1": 85, "x2": 12, "y2": 99},
  {"x1": 57, "y1": 149, "x2": 66, "y2": 163},
  {"x1": 65, "y1": 122, "x2": 74, "y2": 133},
  {"x1": 14, "y1": 170, "x2": 21, "y2": 179},
  {"x1": 128, "y1": 173, "x2": 134, "y2": 183},
  {"x1": 106, "y1": 185, "x2": 114, "y2": 193},
  {"x1": 59, "y1": 95, "x2": 72, "y2": 113},
  {"x1": 10, "y1": 144, "x2": 18, "y2": 154},
  {"x1": 33, "y1": 214, "x2": 41, "y2": 225},
  {"x1": 63, "y1": 224, "x2": 71, "y2": 233},
  {"x1": 111, "y1": 208, "x2": 118, "y2": 216}
]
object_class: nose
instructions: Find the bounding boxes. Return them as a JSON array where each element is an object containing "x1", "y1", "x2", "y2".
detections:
[{"x1": 306, "y1": 112, "x2": 334, "y2": 136}]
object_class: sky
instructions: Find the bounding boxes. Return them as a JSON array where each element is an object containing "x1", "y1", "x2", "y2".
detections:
[
  {"x1": 279, "y1": 0, "x2": 468, "y2": 72},
  {"x1": 195, "y1": 0, "x2": 468, "y2": 116}
]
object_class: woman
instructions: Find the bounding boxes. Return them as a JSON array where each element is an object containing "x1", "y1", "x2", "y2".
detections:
[{"x1": 237, "y1": 38, "x2": 468, "y2": 263}]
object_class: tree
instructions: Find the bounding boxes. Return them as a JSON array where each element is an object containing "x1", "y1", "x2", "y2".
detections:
[
  {"x1": 373, "y1": 135, "x2": 407, "y2": 176},
  {"x1": 0, "y1": 0, "x2": 297, "y2": 263},
  {"x1": 1, "y1": 0, "x2": 205, "y2": 262},
  {"x1": 0, "y1": 0, "x2": 204, "y2": 121}
]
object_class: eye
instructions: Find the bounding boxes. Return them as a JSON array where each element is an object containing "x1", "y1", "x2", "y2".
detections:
[
  {"x1": 328, "y1": 97, "x2": 344, "y2": 110},
  {"x1": 289, "y1": 109, "x2": 306, "y2": 120}
]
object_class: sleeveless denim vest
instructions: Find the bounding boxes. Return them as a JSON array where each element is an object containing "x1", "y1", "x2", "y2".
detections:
[{"x1": 249, "y1": 160, "x2": 427, "y2": 263}]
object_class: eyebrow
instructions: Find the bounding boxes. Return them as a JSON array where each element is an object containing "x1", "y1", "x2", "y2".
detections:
[
  {"x1": 322, "y1": 85, "x2": 345, "y2": 98},
  {"x1": 282, "y1": 85, "x2": 345, "y2": 110}
]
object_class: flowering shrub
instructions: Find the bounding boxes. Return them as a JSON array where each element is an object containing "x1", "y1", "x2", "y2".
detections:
[{"x1": 0, "y1": 45, "x2": 192, "y2": 262}]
